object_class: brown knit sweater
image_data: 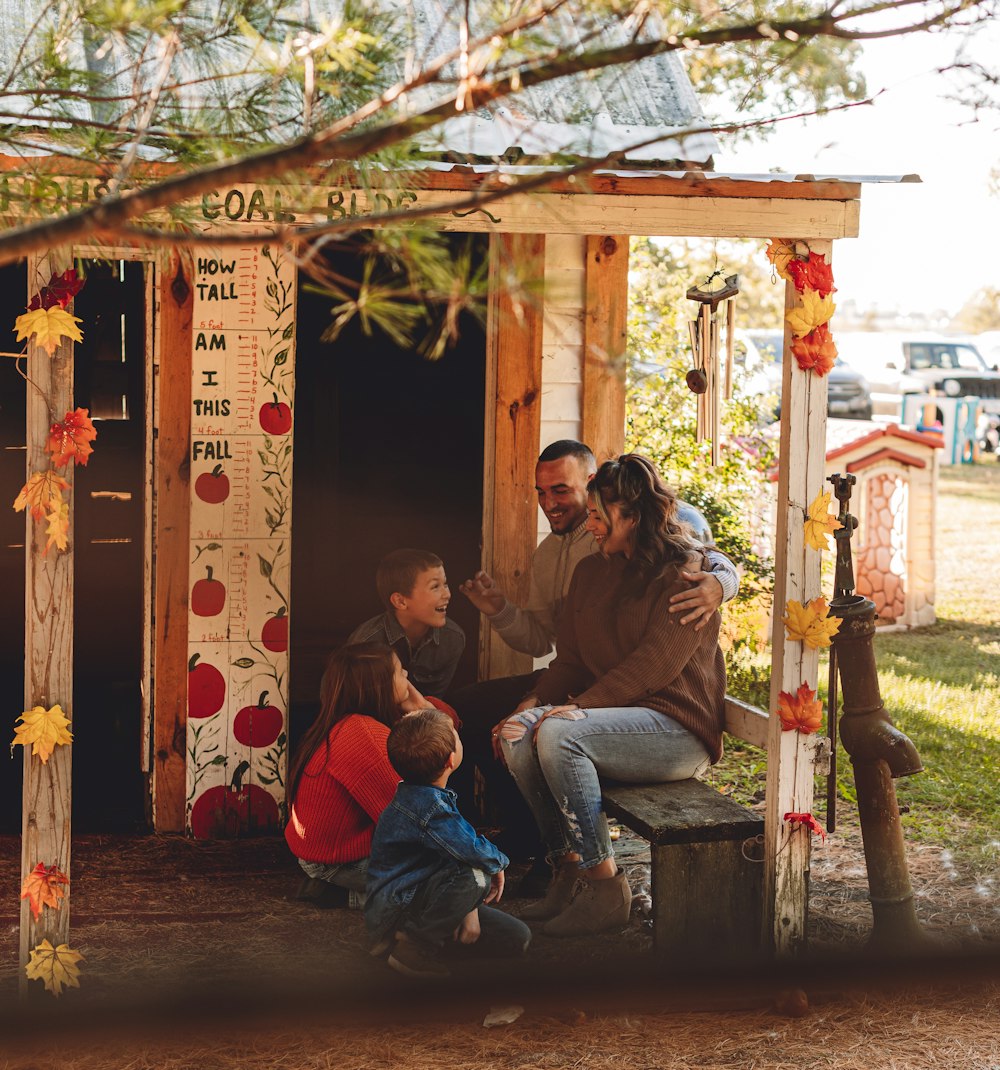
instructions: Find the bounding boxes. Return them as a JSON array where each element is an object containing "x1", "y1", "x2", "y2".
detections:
[{"x1": 533, "y1": 552, "x2": 727, "y2": 763}]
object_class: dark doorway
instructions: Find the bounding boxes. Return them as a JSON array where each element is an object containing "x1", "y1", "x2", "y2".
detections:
[
  {"x1": 290, "y1": 239, "x2": 487, "y2": 745},
  {"x1": 0, "y1": 262, "x2": 27, "y2": 832},
  {"x1": 71, "y1": 260, "x2": 148, "y2": 831}
]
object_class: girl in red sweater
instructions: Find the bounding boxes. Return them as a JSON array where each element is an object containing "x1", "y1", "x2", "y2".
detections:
[{"x1": 285, "y1": 642, "x2": 427, "y2": 903}]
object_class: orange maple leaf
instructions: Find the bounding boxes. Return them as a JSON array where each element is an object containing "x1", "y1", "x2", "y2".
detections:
[
  {"x1": 20, "y1": 863, "x2": 70, "y2": 920},
  {"x1": 777, "y1": 683, "x2": 824, "y2": 734},
  {"x1": 48, "y1": 408, "x2": 97, "y2": 468},
  {"x1": 13, "y1": 470, "x2": 70, "y2": 521},
  {"x1": 787, "y1": 254, "x2": 836, "y2": 297},
  {"x1": 764, "y1": 238, "x2": 797, "y2": 282},
  {"x1": 782, "y1": 597, "x2": 842, "y2": 650},
  {"x1": 792, "y1": 323, "x2": 838, "y2": 376}
]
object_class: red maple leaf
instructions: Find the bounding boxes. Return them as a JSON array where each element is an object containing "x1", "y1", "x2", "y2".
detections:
[
  {"x1": 791, "y1": 323, "x2": 838, "y2": 377},
  {"x1": 787, "y1": 254, "x2": 836, "y2": 297},
  {"x1": 28, "y1": 269, "x2": 85, "y2": 311},
  {"x1": 48, "y1": 408, "x2": 97, "y2": 467},
  {"x1": 784, "y1": 811, "x2": 826, "y2": 842}
]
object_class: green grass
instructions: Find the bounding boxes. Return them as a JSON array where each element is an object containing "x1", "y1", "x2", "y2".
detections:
[{"x1": 719, "y1": 461, "x2": 1000, "y2": 876}]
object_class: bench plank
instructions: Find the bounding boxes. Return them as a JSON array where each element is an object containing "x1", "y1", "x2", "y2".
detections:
[{"x1": 603, "y1": 781, "x2": 764, "y2": 846}]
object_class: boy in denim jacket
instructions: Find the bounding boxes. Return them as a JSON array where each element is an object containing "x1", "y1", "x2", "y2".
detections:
[{"x1": 365, "y1": 707, "x2": 530, "y2": 978}]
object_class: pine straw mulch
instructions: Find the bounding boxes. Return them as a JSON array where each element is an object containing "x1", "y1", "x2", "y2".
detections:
[{"x1": 1, "y1": 812, "x2": 998, "y2": 1070}]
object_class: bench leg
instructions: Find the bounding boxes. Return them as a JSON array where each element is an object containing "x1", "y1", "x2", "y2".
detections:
[{"x1": 650, "y1": 839, "x2": 763, "y2": 961}]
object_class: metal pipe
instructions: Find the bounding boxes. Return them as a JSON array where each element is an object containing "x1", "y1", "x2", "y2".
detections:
[{"x1": 826, "y1": 473, "x2": 926, "y2": 951}]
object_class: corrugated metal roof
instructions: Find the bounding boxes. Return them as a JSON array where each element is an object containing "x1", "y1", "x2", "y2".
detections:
[{"x1": 0, "y1": 0, "x2": 717, "y2": 166}]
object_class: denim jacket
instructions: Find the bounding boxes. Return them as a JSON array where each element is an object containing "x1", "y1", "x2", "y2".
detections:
[{"x1": 364, "y1": 783, "x2": 507, "y2": 936}]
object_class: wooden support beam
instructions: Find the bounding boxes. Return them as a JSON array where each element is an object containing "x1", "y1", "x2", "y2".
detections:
[
  {"x1": 152, "y1": 252, "x2": 193, "y2": 831},
  {"x1": 20, "y1": 250, "x2": 75, "y2": 993},
  {"x1": 582, "y1": 235, "x2": 628, "y2": 462},
  {"x1": 480, "y1": 234, "x2": 545, "y2": 682},
  {"x1": 762, "y1": 239, "x2": 833, "y2": 956}
]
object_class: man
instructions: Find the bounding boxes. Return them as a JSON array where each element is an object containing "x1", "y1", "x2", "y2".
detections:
[{"x1": 450, "y1": 440, "x2": 738, "y2": 889}]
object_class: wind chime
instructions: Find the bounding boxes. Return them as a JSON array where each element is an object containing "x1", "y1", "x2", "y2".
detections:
[{"x1": 685, "y1": 272, "x2": 740, "y2": 465}]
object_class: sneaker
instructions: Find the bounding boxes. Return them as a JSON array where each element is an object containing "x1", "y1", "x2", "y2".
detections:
[{"x1": 387, "y1": 937, "x2": 450, "y2": 979}]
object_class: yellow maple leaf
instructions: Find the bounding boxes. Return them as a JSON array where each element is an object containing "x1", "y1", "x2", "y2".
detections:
[
  {"x1": 804, "y1": 490, "x2": 841, "y2": 552},
  {"x1": 12, "y1": 704, "x2": 73, "y2": 764},
  {"x1": 782, "y1": 597, "x2": 842, "y2": 650},
  {"x1": 14, "y1": 307, "x2": 84, "y2": 356},
  {"x1": 765, "y1": 238, "x2": 796, "y2": 282},
  {"x1": 785, "y1": 290, "x2": 836, "y2": 338},
  {"x1": 13, "y1": 470, "x2": 69, "y2": 521},
  {"x1": 44, "y1": 498, "x2": 70, "y2": 554},
  {"x1": 20, "y1": 863, "x2": 70, "y2": 920},
  {"x1": 25, "y1": 939, "x2": 83, "y2": 997}
]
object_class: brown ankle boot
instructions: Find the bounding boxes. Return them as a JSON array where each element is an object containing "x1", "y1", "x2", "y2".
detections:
[
  {"x1": 518, "y1": 865, "x2": 580, "y2": 921},
  {"x1": 541, "y1": 871, "x2": 631, "y2": 937}
]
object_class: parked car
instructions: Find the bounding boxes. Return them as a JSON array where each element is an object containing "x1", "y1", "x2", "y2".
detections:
[
  {"x1": 835, "y1": 333, "x2": 1000, "y2": 412},
  {"x1": 742, "y1": 329, "x2": 874, "y2": 420}
]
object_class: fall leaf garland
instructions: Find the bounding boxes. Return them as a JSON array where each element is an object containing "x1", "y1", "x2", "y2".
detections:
[
  {"x1": 784, "y1": 811, "x2": 827, "y2": 842},
  {"x1": 10, "y1": 270, "x2": 95, "y2": 557},
  {"x1": 782, "y1": 597, "x2": 841, "y2": 650},
  {"x1": 766, "y1": 240, "x2": 838, "y2": 377}
]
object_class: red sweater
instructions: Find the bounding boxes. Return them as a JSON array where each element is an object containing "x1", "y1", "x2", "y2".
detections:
[
  {"x1": 284, "y1": 698, "x2": 459, "y2": 864},
  {"x1": 285, "y1": 714, "x2": 399, "y2": 864}
]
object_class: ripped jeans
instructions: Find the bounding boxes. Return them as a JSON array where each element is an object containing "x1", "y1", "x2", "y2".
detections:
[{"x1": 500, "y1": 706, "x2": 711, "y2": 870}]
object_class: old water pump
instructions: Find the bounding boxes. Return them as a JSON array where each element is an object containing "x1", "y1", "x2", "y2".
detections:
[{"x1": 826, "y1": 472, "x2": 926, "y2": 951}]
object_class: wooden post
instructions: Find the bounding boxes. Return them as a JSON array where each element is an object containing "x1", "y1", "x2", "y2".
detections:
[
  {"x1": 20, "y1": 250, "x2": 75, "y2": 991},
  {"x1": 762, "y1": 239, "x2": 833, "y2": 955},
  {"x1": 480, "y1": 234, "x2": 545, "y2": 682},
  {"x1": 151, "y1": 251, "x2": 192, "y2": 831},
  {"x1": 582, "y1": 235, "x2": 628, "y2": 462}
]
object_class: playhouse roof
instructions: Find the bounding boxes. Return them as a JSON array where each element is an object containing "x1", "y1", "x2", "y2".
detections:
[{"x1": 0, "y1": 0, "x2": 717, "y2": 168}]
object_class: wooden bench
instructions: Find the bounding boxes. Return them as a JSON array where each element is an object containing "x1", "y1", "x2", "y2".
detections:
[{"x1": 603, "y1": 778, "x2": 764, "y2": 961}]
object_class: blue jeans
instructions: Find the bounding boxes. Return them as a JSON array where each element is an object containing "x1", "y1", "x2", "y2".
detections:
[
  {"x1": 395, "y1": 860, "x2": 531, "y2": 956},
  {"x1": 299, "y1": 857, "x2": 369, "y2": 897},
  {"x1": 501, "y1": 705, "x2": 711, "y2": 870}
]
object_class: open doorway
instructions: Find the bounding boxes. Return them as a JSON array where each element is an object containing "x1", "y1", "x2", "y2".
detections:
[
  {"x1": 289, "y1": 239, "x2": 488, "y2": 744},
  {"x1": 71, "y1": 259, "x2": 149, "y2": 830}
]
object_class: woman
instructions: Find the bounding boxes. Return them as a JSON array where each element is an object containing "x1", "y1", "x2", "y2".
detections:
[
  {"x1": 285, "y1": 642, "x2": 449, "y2": 904},
  {"x1": 497, "y1": 454, "x2": 727, "y2": 937}
]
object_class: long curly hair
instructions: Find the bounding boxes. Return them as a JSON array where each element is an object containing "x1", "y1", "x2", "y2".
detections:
[
  {"x1": 590, "y1": 453, "x2": 699, "y2": 598},
  {"x1": 286, "y1": 642, "x2": 402, "y2": 808}
]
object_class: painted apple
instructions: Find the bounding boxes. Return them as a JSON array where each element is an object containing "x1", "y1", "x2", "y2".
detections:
[
  {"x1": 189, "y1": 762, "x2": 280, "y2": 838},
  {"x1": 259, "y1": 392, "x2": 291, "y2": 435},
  {"x1": 233, "y1": 691, "x2": 284, "y2": 748},
  {"x1": 188, "y1": 653, "x2": 226, "y2": 718},
  {"x1": 261, "y1": 606, "x2": 288, "y2": 653},
  {"x1": 195, "y1": 463, "x2": 230, "y2": 504},
  {"x1": 192, "y1": 565, "x2": 226, "y2": 617}
]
